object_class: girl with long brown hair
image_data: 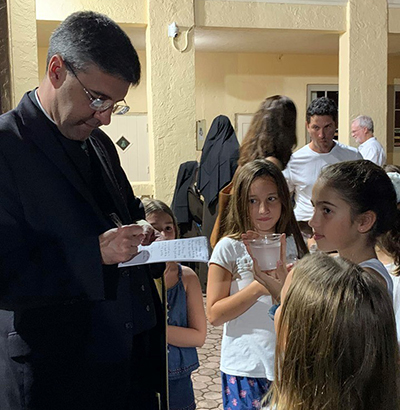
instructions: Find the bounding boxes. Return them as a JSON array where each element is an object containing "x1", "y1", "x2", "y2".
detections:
[{"x1": 207, "y1": 159, "x2": 307, "y2": 409}]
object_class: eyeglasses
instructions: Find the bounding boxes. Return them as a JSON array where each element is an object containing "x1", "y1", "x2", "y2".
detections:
[{"x1": 64, "y1": 61, "x2": 130, "y2": 115}]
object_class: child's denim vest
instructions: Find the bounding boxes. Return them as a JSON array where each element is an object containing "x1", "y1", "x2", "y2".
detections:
[{"x1": 167, "y1": 265, "x2": 199, "y2": 380}]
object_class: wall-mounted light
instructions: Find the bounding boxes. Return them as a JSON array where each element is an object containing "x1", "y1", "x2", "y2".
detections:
[{"x1": 168, "y1": 22, "x2": 194, "y2": 53}]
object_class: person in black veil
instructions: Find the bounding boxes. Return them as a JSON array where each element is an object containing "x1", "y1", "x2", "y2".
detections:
[{"x1": 197, "y1": 115, "x2": 240, "y2": 290}]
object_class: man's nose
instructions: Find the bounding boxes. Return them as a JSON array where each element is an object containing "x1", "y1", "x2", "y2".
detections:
[{"x1": 94, "y1": 108, "x2": 113, "y2": 126}]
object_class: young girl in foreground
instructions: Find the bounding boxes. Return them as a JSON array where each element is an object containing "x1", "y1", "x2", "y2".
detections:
[
  {"x1": 144, "y1": 199, "x2": 207, "y2": 410},
  {"x1": 309, "y1": 159, "x2": 400, "y2": 293},
  {"x1": 268, "y1": 252, "x2": 399, "y2": 410},
  {"x1": 207, "y1": 159, "x2": 307, "y2": 409}
]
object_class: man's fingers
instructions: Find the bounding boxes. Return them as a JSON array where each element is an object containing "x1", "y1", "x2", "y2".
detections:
[
  {"x1": 120, "y1": 224, "x2": 145, "y2": 236},
  {"x1": 100, "y1": 225, "x2": 145, "y2": 265}
]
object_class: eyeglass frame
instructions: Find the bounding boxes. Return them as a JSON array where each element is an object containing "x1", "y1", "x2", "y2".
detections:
[{"x1": 64, "y1": 60, "x2": 130, "y2": 115}]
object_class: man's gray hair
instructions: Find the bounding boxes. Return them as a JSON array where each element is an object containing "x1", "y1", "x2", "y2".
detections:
[{"x1": 353, "y1": 115, "x2": 374, "y2": 134}]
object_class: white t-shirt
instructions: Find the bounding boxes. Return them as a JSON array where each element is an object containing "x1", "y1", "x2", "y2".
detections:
[
  {"x1": 209, "y1": 235, "x2": 297, "y2": 380},
  {"x1": 359, "y1": 258, "x2": 393, "y2": 297},
  {"x1": 358, "y1": 137, "x2": 386, "y2": 166},
  {"x1": 283, "y1": 142, "x2": 362, "y2": 221},
  {"x1": 385, "y1": 263, "x2": 400, "y2": 343}
]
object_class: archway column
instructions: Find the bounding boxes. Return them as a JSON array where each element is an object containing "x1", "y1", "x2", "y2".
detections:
[
  {"x1": 146, "y1": 0, "x2": 196, "y2": 203},
  {"x1": 7, "y1": 0, "x2": 38, "y2": 107},
  {"x1": 338, "y1": 0, "x2": 388, "y2": 148}
]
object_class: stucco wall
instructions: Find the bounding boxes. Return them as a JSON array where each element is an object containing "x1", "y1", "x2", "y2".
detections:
[
  {"x1": 36, "y1": 0, "x2": 146, "y2": 25},
  {"x1": 196, "y1": 52, "x2": 339, "y2": 148},
  {"x1": 8, "y1": 0, "x2": 38, "y2": 106},
  {"x1": 195, "y1": 0, "x2": 346, "y2": 31}
]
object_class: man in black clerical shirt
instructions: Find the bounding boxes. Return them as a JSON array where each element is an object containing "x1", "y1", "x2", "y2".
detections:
[{"x1": 0, "y1": 11, "x2": 166, "y2": 410}]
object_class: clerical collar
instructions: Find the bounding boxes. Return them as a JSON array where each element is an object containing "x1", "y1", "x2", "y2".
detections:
[{"x1": 34, "y1": 89, "x2": 56, "y2": 125}]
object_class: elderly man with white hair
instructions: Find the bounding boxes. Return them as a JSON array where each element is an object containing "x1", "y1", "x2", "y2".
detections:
[{"x1": 351, "y1": 115, "x2": 386, "y2": 166}]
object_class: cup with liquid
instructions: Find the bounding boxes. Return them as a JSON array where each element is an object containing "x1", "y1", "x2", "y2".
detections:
[{"x1": 248, "y1": 233, "x2": 282, "y2": 271}]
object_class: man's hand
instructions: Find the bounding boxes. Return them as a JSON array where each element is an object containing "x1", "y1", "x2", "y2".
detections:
[
  {"x1": 140, "y1": 223, "x2": 160, "y2": 245},
  {"x1": 99, "y1": 224, "x2": 145, "y2": 265},
  {"x1": 134, "y1": 220, "x2": 163, "y2": 245}
]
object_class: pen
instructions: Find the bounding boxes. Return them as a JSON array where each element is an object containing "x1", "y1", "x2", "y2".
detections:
[{"x1": 109, "y1": 212, "x2": 123, "y2": 228}]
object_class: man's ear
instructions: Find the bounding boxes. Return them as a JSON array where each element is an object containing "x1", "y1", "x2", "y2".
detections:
[
  {"x1": 47, "y1": 55, "x2": 67, "y2": 88},
  {"x1": 357, "y1": 210, "x2": 377, "y2": 233}
]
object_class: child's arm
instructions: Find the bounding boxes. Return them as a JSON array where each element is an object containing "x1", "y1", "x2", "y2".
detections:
[
  {"x1": 167, "y1": 267, "x2": 207, "y2": 348},
  {"x1": 206, "y1": 263, "x2": 269, "y2": 327}
]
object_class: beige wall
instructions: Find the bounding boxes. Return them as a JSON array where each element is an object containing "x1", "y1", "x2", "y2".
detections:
[
  {"x1": 196, "y1": 52, "x2": 339, "y2": 147},
  {"x1": 37, "y1": 42, "x2": 400, "y2": 167},
  {"x1": 39, "y1": 45, "x2": 340, "y2": 150},
  {"x1": 8, "y1": 0, "x2": 38, "y2": 106},
  {"x1": 36, "y1": 0, "x2": 146, "y2": 25},
  {"x1": 196, "y1": 0, "x2": 345, "y2": 31}
]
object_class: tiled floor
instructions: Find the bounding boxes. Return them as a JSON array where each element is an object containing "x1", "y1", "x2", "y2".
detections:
[{"x1": 192, "y1": 296, "x2": 224, "y2": 410}]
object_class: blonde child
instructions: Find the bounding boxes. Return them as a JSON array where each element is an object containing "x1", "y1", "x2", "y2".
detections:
[
  {"x1": 144, "y1": 199, "x2": 207, "y2": 410},
  {"x1": 308, "y1": 159, "x2": 400, "y2": 293},
  {"x1": 268, "y1": 252, "x2": 399, "y2": 410},
  {"x1": 207, "y1": 159, "x2": 307, "y2": 409}
]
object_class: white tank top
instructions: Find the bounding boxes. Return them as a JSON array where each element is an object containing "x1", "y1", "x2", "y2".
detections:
[{"x1": 359, "y1": 258, "x2": 393, "y2": 298}]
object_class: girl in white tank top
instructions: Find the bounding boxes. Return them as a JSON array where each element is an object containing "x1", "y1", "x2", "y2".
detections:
[{"x1": 308, "y1": 160, "x2": 400, "y2": 294}]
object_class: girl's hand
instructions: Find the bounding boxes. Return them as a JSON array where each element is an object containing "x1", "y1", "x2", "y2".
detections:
[
  {"x1": 241, "y1": 230, "x2": 262, "y2": 242},
  {"x1": 253, "y1": 260, "x2": 288, "y2": 302},
  {"x1": 243, "y1": 233, "x2": 289, "y2": 301}
]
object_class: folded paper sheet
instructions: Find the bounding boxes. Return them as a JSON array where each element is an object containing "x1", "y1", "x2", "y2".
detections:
[{"x1": 119, "y1": 236, "x2": 209, "y2": 267}]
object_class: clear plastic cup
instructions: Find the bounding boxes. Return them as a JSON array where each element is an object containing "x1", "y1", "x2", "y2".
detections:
[{"x1": 249, "y1": 233, "x2": 282, "y2": 270}]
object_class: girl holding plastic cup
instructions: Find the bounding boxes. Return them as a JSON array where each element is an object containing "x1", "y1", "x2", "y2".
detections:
[{"x1": 206, "y1": 159, "x2": 307, "y2": 409}]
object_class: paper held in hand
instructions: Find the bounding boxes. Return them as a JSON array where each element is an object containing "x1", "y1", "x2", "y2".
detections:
[{"x1": 119, "y1": 236, "x2": 209, "y2": 267}]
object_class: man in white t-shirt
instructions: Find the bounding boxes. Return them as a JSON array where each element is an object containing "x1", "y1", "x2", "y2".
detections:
[
  {"x1": 283, "y1": 97, "x2": 362, "y2": 236},
  {"x1": 351, "y1": 115, "x2": 386, "y2": 166}
]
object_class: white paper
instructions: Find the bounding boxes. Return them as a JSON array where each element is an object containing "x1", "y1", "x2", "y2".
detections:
[{"x1": 118, "y1": 236, "x2": 209, "y2": 267}]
